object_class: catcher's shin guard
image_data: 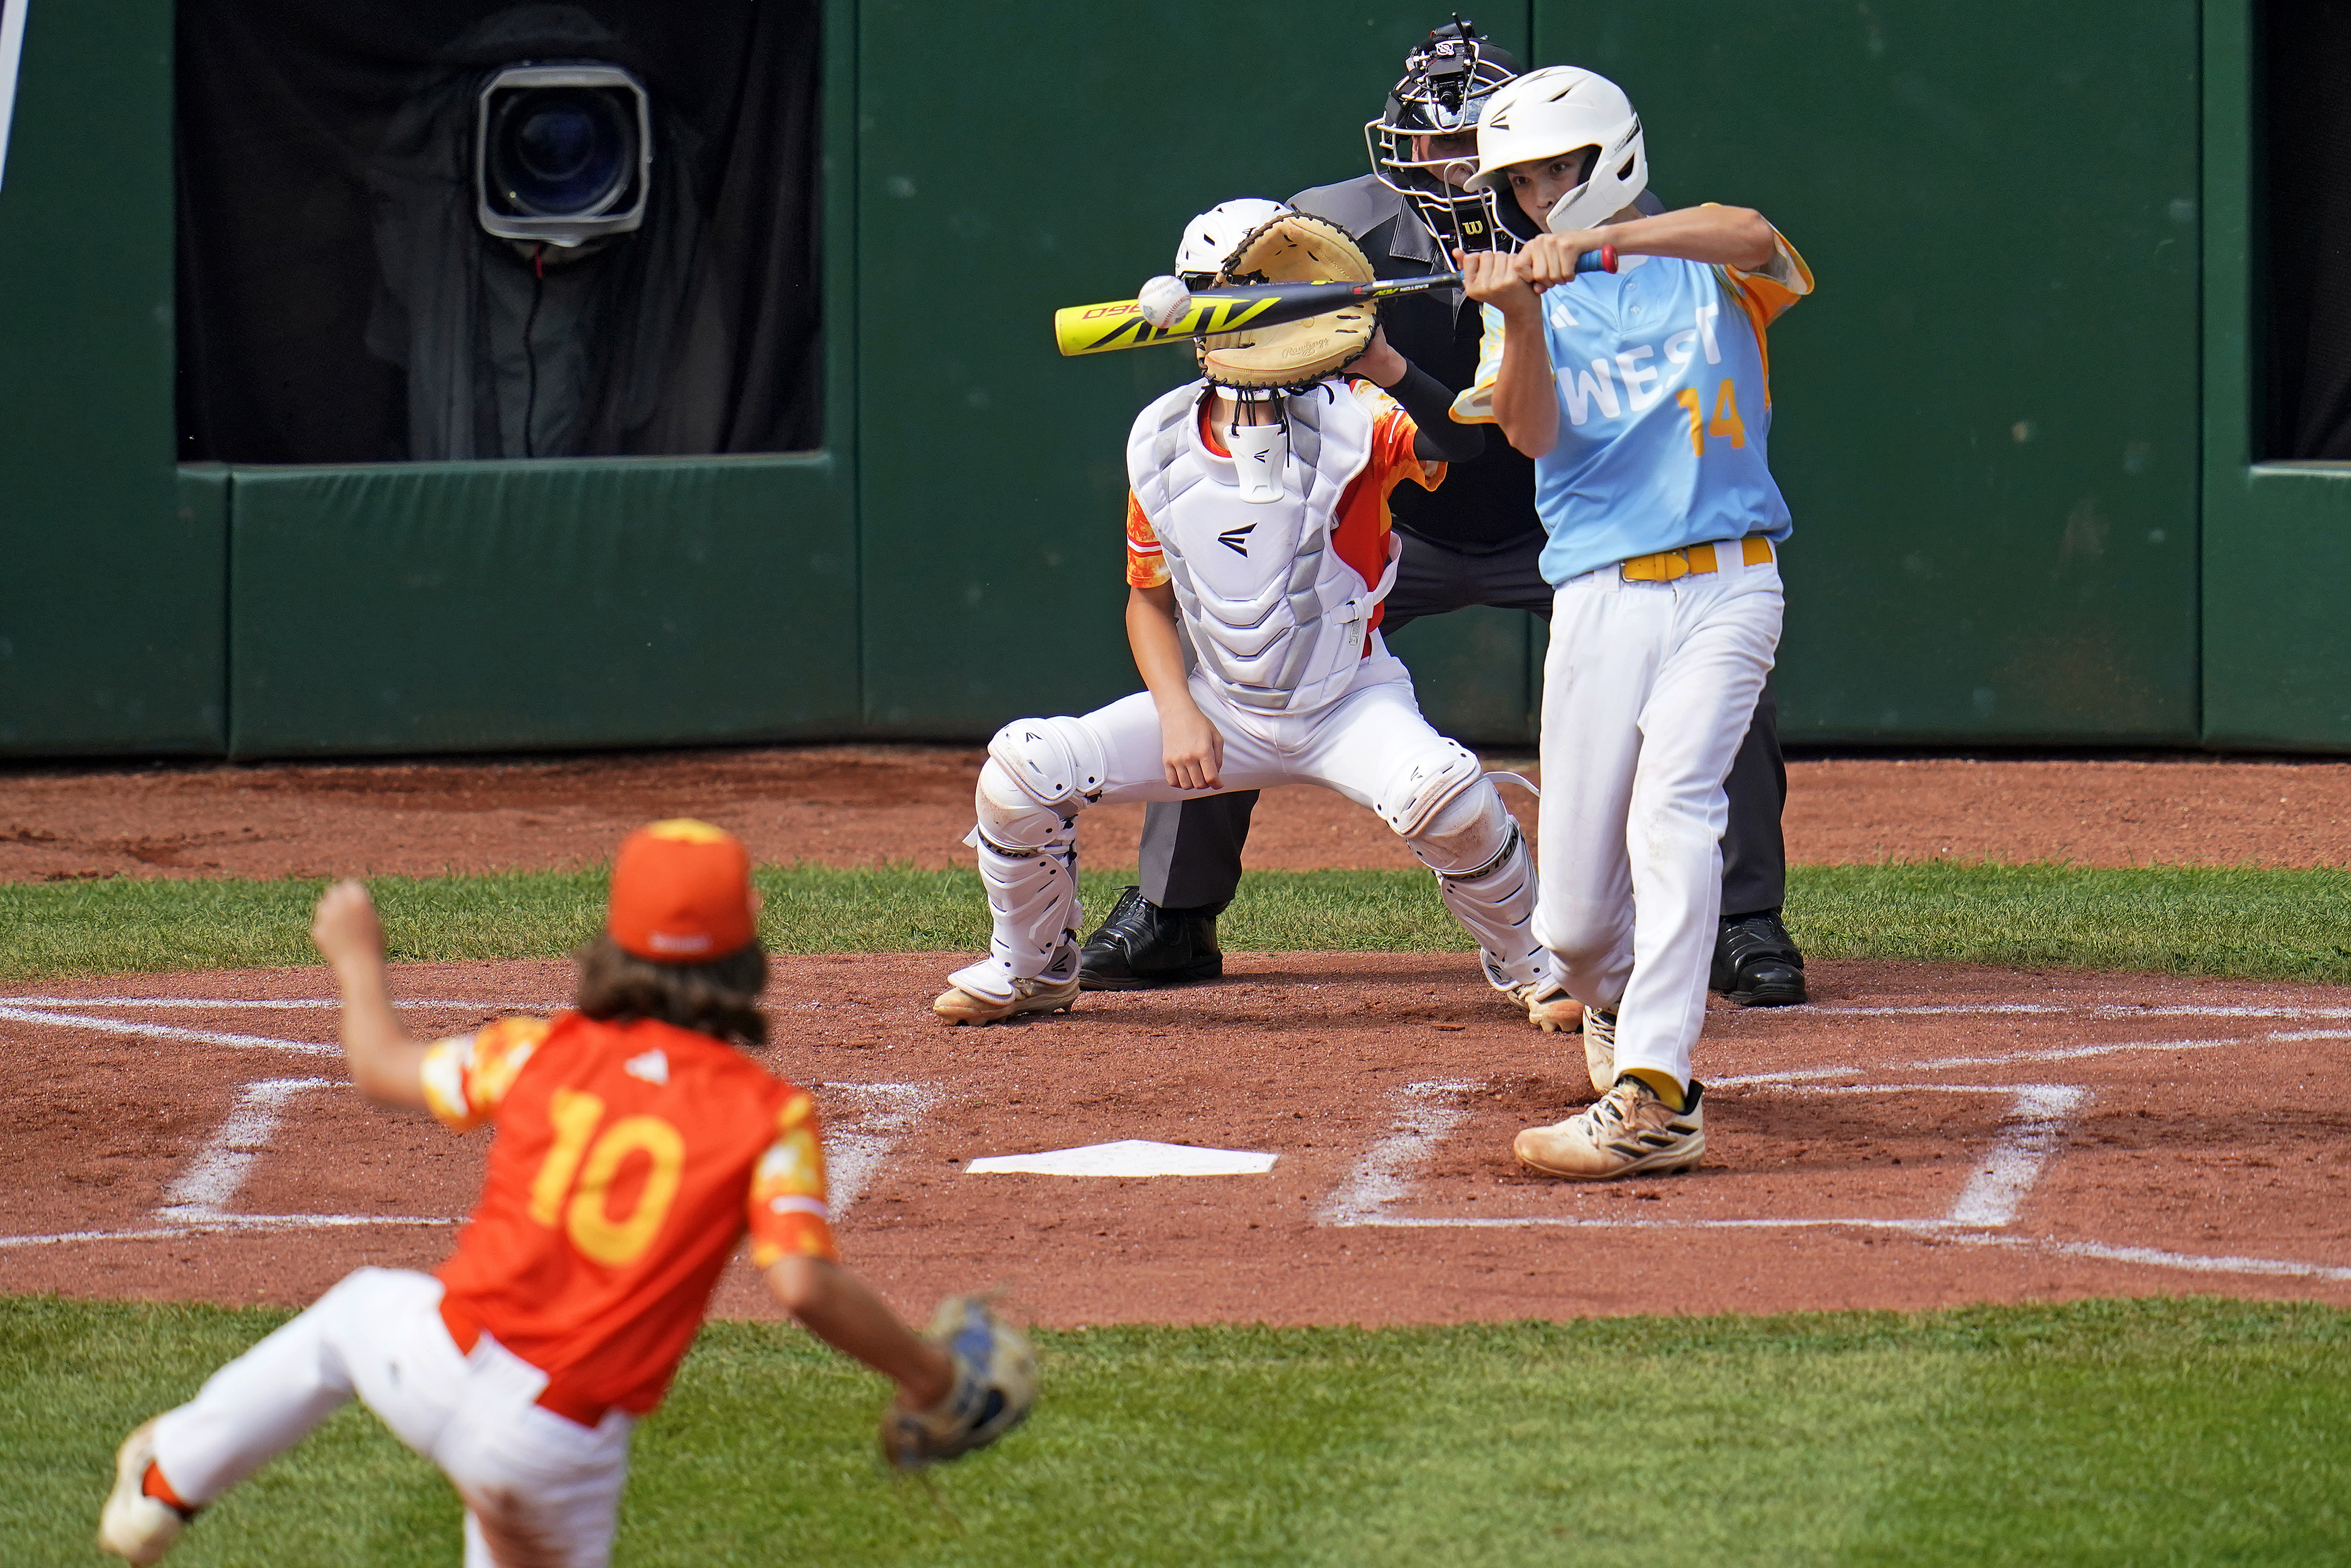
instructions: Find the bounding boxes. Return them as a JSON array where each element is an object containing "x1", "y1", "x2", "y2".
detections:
[
  {"x1": 950, "y1": 827, "x2": 1082, "y2": 1002},
  {"x1": 1406, "y1": 778, "x2": 1544, "y2": 993}
]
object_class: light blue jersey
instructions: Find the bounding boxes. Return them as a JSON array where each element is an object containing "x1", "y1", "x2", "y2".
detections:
[{"x1": 1455, "y1": 230, "x2": 1814, "y2": 586}]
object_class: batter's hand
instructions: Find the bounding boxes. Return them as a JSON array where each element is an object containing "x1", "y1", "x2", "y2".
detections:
[
  {"x1": 1456, "y1": 248, "x2": 1537, "y2": 313},
  {"x1": 310, "y1": 880, "x2": 385, "y2": 968},
  {"x1": 1516, "y1": 231, "x2": 1609, "y2": 290},
  {"x1": 1160, "y1": 702, "x2": 1225, "y2": 791}
]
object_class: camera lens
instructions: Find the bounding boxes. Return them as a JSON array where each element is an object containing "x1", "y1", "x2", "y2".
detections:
[{"x1": 487, "y1": 88, "x2": 635, "y2": 217}]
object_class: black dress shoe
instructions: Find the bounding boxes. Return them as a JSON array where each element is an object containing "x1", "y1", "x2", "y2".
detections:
[
  {"x1": 1078, "y1": 886, "x2": 1225, "y2": 990},
  {"x1": 1711, "y1": 908, "x2": 1807, "y2": 1006}
]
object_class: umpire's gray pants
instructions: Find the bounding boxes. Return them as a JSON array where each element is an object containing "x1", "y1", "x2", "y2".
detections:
[{"x1": 1137, "y1": 529, "x2": 1790, "y2": 915}]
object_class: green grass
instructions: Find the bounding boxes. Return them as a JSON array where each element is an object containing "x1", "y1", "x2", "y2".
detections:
[
  {"x1": 7, "y1": 1297, "x2": 2347, "y2": 1565},
  {"x1": 5, "y1": 860, "x2": 2351, "y2": 986}
]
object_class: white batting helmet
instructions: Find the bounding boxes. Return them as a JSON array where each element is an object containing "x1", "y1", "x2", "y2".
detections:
[
  {"x1": 1466, "y1": 65, "x2": 1647, "y2": 236},
  {"x1": 1175, "y1": 199, "x2": 1290, "y2": 280}
]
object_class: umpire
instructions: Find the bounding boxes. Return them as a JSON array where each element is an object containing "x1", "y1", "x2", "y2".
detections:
[{"x1": 1079, "y1": 19, "x2": 1808, "y2": 1007}]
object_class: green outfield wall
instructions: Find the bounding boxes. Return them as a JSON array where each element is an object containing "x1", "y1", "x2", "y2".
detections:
[{"x1": 0, "y1": 0, "x2": 2329, "y2": 757}]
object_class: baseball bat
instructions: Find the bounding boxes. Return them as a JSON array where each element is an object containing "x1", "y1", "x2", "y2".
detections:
[{"x1": 1052, "y1": 246, "x2": 1618, "y2": 358}]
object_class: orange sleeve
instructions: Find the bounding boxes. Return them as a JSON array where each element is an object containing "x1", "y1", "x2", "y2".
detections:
[
  {"x1": 1356, "y1": 383, "x2": 1445, "y2": 499},
  {"x1": 419, "y1": 1017, "x2": 551, "y2": 1132},
  {"x1": 747, "y1": 1087, "x2": 841, "y2": 1267},
  {"x1": 1716, "y1": 222, "x2": 1814, "y2": 329},
  {"x1": 1125, "y1": 491, "x2": 1169, "y2": 589}
]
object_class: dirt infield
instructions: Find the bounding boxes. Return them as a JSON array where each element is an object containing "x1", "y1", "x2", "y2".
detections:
[
  {"x1": 5, "y1": 748, "x2": 2351, "y2": 882},
  {"x1": 7, "y1": 956, "x2": 2347, "y2": 1325}
]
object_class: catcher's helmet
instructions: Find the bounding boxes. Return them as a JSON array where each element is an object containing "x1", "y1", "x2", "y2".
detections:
[
  {"x1": 1174, "y1": 198, "x2": 1290, "y2": 285},
  {"x1": 1365, "y1": 19, "x2": 1527, "y2": 252}
]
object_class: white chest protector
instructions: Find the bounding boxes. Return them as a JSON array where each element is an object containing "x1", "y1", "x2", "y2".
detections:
[{"x1": 1126, "y1": 381, "x2": 1402, "y2": 714}]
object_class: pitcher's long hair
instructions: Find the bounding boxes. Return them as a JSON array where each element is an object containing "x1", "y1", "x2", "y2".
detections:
[{"x1": 573, "y1": 933, "x2": 768, "y2": 1046}]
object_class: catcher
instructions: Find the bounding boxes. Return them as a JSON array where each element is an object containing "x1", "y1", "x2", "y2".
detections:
[
  {"x1": 101, "y1": 820, "x2": 1034, "y2": 1567},
  {"x1": 933, "y1": 207, "x2": 1544, "y2": 1024}
]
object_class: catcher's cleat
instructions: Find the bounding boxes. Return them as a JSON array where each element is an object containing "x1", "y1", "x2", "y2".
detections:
[
  {"x1": 1077, "y1": 887, "x2": 1225, "y2": 990},
  {"x1": 98, "y1": 1420, "x2": 189, "y2": 1565},
  {"x1": 1514, "y1": 1075, "x2": 1705, "y2": 1181},
  {"x1": 1579, "y1": 1006, "x2": 1618, "y2": 1095},
  {"x1": 1712, "y1": 909, "x2": 1807, "y2": 1007},
  {"x1": 932, "y1": 972, "x2": 1081, "y2": 1026}
]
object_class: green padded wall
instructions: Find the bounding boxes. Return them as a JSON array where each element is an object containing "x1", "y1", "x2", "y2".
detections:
[
  {"x1": 2199, "y1": 0, "x2": 2351, "y2": 752},
  {"x1": 0, "y1": 0, "x2": 220, "y2": 753},
  {"x1": 226, "y1": 457, "x2": 859, "y2": 755},
  {"x1": 1540, "y1": 1, "x2": 2203, "y2": 744},
  {"x1": 853, "y1": 1, "x2": 1538, "y2": 740}
]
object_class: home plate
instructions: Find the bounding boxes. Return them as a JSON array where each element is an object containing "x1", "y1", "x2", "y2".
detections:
[{"x1": 963, "y1": 1139, "x2": 1278, "y2": 1177}]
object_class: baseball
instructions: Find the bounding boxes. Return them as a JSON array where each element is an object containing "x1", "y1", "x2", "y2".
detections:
[{"x1": 1136, "y1": 273, "x2": 1193, "y2": 331}]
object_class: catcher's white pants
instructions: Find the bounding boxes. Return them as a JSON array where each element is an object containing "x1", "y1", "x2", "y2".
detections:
[
  {"x1": 957, "y1": 646, "x2": 1541, "y2": 997},
  {"x1": 150, "y1": 1267, "x2": 634, "y2": 1568},
  {"x1": 1534, "y1": 549, "x2": 1783, "y2": 1091}
]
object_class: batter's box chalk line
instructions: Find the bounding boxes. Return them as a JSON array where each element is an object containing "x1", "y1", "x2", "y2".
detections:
[
  {"x1": 819, "y1": 1082, "x2": 938, "y2": 1219},
  {"x1": 1313, "y1": 1078, "x2": 2351, "y2": 1284},
  {"x1": 0, "y1": 996, "x2": 543, "y2": 1059},
  {"x1": 0, "y1": 1040, "x2": 938, "y2": 1249},
  {"x1": 966, "y1": 1140, "x2": 1278, "y2": 1178}
]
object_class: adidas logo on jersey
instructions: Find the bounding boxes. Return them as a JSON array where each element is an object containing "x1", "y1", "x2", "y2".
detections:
[
  {"x1": 624, "y1": 1049, "x2": 669, "y2": 1085},
  {"x1": 1217, "y1": 522, "x2": 1256, "y2": 556}
]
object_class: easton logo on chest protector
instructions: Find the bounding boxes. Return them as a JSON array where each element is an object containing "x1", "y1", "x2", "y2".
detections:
[{"x1": 1217, "y1": 522, "x2": 1256, "y2": 556}]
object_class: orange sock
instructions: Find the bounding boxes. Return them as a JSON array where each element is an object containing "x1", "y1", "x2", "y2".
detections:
[
  {"x1": 142, "y1": 1460, "x2": 195, "y2": 1516},
  {"x1": 1625, "y1": 1068, "x2": 1685, "y2": 1111}
]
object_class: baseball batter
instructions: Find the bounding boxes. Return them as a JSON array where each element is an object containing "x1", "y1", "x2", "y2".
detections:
[
  {"x1": 100, "y1": 821, "x2": 1033, "y2": 1566},
  {"x1": 1083, "y1": 21, "x2": 1810, "y2": 1016},
  {"x1": 932, "y1": 208, "x2": 1546, "y2": 1025},
  {"x1": 1453, "y1": 67, "x2": 1814, "y2": 1179}
]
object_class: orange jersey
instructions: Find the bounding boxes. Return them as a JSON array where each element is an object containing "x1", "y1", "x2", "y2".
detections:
[
  {"x1": 421, "y1": 1012, "x2": 838, "y2": 1420},
  {"x1": 1124, "y1": 379, "x2": 1444, "y2": 645}
]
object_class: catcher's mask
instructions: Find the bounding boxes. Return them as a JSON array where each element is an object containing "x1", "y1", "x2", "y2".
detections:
[
  {"x1": 1196, "y1": 211, "x2": 1378, "y2": 396},
  {"x1": 1364, "y1": 19, "x2": 1529, "y2": 254}
]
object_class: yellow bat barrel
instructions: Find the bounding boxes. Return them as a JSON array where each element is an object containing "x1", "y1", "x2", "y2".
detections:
[{"x1": 1052, "y1": 290, "x2": 1299, "y2": 357}]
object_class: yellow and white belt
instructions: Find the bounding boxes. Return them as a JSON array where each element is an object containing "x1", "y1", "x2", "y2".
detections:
[{"x1": 1619, "y1": 535, "x2": 1776, "y2": 583}]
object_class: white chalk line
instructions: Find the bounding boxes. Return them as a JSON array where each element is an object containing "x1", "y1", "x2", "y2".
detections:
[
  {"x1": 1721, "y1": 1030, "x2": 2351, "y2": 1082},
  {"x1": 0, "y1": 1214, "x2": 459, "y2": 1251},
  {"x1": 1315, "y1": 1080, "x2": 1474, "y2": 1227},
  {"x1": 1319, "y1": 1079, "x2": 2351, "y2": 1283},
  {"x1": 1814, "y1": 1003, "x2": 2351, "y2": 1020},
  {"x1": 159, "y1": 1078, "x2": 339, "y2": 1218},
  {"x1": 0, "y1": 1004, "x2": 338, "y2": 1055},
  {"x1": 0, "y1": 1065, "x2": 942, "y2": 1249},
  {"x1": 0, "y1": 999, "x2": 561, "y2": 1058},
  {"x1": 1945, "y1": 1085, "x2": 2087, "y2": 1226},
  {"x1": 820, "y1": 1082, "x2": 937, "y2": 1219}
]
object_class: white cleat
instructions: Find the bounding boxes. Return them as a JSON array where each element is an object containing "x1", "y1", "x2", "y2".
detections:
[
  {"x1": 1578, "y1": 1007, "x2": 1618, "y2": 1095},
  {"x1": 932, "y1": 972, "x2": 1082, "y2": 1026},
  {"x1": 98, "y1": 1419, "x2": 186, "y2": 1565}
]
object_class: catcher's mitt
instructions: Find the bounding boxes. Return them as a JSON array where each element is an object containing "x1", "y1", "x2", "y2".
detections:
[
  {"x1": 1198, "y1": 212, "x2": 1378, "y2": 392},
  {"x1": 880, "y1": 1295, "x2": 1037, "y2": 1471}
]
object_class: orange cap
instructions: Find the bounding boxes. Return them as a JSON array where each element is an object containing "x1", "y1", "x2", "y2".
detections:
[{"x1": 607, "y1": 819, "x2": 757, "y2": 962}]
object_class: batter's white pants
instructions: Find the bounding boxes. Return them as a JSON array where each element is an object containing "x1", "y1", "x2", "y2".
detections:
[
  {"x1": 1534, "y1": 548, "x2": 1784, "y2": 1090},
  {"x1": 150, "y1": 1267, "x2": 634, "y2": 1568},
  {"x1": 955, "y1": 645, "x2": 1542, "y2": 998}
]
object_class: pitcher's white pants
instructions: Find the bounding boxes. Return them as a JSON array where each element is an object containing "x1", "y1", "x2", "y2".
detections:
[
  {"x1": 955, "y1": 645, "x2": 1542, "y2": 999},
  {"x1": 1534, "y1": 551, "x2": 1783, "y2": 1090},
  {"x1": 150, "y1": 1267, "x2": 634, "y2": 1568}
]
